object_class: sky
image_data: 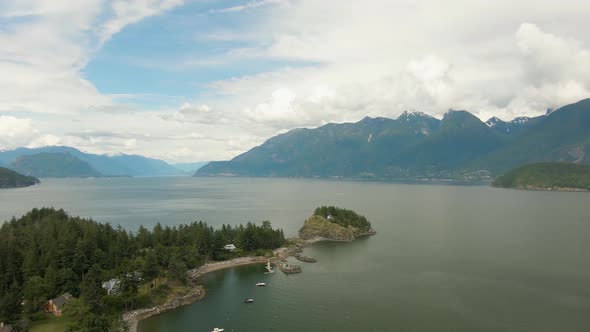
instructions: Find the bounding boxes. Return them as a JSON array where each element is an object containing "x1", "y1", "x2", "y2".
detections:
[{"x1": 1, "y1": 0, "x2": 589, "y2": 163}]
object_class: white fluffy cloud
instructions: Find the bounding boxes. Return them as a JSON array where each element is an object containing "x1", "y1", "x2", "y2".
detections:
[
  {"x1": 1, "y1": 0, "x2": 590, "y2": 162},
  {"x1": 0, "y1": 116, "x2": 39, "y2": 148},
  {"x1": 200, "y1": 0, "x2": 590, "y2": 133},
  {"x1": 0, "y1": 0, "x2": 185, "y2": 116}
]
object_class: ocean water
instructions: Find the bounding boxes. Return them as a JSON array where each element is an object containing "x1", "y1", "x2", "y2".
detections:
[{"x1": 1, "y1": 177, "x2": 589, "y2": 331}]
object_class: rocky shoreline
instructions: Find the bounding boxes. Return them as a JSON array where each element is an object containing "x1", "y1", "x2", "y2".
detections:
[
  {"x1": 521, "y1": 185, "x2": 588, "y2": 192},
  {"x1": 125, "y1": 213, "x2": 377, "y2": 331},
  {"x1": 123, "y1": 286, "x2": 205, "y2": 332},
  {"x1": 124, "y1": 257, "x2": 268, "y2": 332}
]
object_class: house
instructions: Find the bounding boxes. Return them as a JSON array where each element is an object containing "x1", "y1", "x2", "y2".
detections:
[
  {"x1": 102, "y1": 278, "x2": 121, "y2": 295},
  {"x1": 46, "y1": 293, "x2": 73, "y2": 316},
  {"x1": 0, "y1": 322, "x2": 14, "y2": 332},
  {"x1": 224, "y1": 244, "x2": 237, "y2": 251}
]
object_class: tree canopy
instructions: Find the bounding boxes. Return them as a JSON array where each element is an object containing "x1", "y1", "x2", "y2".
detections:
[
  {"x1": 492, "y1": 162, "x2": 590, "y2": 190},
  {"x1": 0, "y1": 208, "x2": 285, "y2": 330},
  {"x1": 314, "y1": 206, "x2": 372, "y2": 231}
]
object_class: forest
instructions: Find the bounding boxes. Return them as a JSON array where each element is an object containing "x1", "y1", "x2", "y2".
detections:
[
  {"x1": 0, "y1": 208, "x2": 285, "y2": 331},
  {"x1": 492, "y1": 162, "x2": 590, "y2": 190},
  {"x1": 313, "y1": 206, "x2": 372, "y2": 230}
]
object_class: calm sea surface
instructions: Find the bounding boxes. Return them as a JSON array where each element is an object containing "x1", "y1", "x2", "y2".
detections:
[{"x1": 1, "y1": 177, "x2": 589, "y2": 331}]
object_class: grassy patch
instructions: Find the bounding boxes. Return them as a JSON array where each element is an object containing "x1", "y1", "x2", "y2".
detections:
[
  {"x1": 137, "y1": 277, "x2": 192, "y2": 307},
  {"x1": 30, "y1": 315, "x2": 73, "y2": 332}
]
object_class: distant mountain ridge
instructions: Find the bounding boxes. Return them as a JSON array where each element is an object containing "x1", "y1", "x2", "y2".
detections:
[
  {"x1": 0, "y1": 146, "x2": 184, "y2": 177},
  {"x1": 10, "y1": 152, "x2": 101, "y2": 178},
  {"x1": 196, "y1": 98, "x2": 590, "y2": 180},
  {"x1": 0, "y1": 167, "x2": 40, "y2": 188}
]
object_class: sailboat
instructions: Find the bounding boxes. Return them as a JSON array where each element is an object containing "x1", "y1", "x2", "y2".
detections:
[{"x1": 264, "y1": 259, "x2": 274, "y2": 274}]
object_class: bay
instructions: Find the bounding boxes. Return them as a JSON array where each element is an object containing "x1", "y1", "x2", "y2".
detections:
[{"x1": 1, "y1": 177, "x2": 589, "y2": 331}]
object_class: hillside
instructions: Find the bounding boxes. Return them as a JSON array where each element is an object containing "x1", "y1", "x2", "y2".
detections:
[
  {"x1": 198, "y1": 112, "x2": 446, "y2": 178},
  {"x1": 475, "y1": 99, "x2": 590, "y2": 172},
  {"x1": 492, "y1": 162, "x2": 590, "y2": 191},
  {"x1": 299, "y1": 206, "x2": 375, "y2": 241},
  {"x1": 197, "y1": 99, "x2": 590, "y2": 180},
  {"x1": 0, "y1": 167, "x2": 40, "y2": 188},
  {"x1": 0, "y1": 208, "x2": 285, "y2": 329},
  {"x1": 0, "y1": 146, "x2": 184, "y2": 177},
  {"x1": 10, "y1": 152, "x2": 102, "y2": 178}
]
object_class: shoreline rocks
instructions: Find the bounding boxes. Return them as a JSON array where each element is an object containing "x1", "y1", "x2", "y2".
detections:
[
  {"x1": 129, "y1": 211, "x2": 376, "y2": 331},
  {"x1": 124, "y1": 286, "x2": 205, "y2": 332},
  {"x1": 299, "y1": 215, "x2": 377, "y2": 242},
  {"x1": 294, "y1": 254, "x2": 317, "y2": 263},
  {"x1": 278, "y1": 263, "x2": 302, "y2": 274},
  {"x1": 126, "y1": 257, "x2": 268, "y2": 332}
]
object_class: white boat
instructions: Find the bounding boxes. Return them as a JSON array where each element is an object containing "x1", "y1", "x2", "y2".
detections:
[
  {"x1": 212, "y1": 329, "x2": 224, "y2": 332},
  {"x1": 256, "y1": 282, "x2": 266, "y2": 286},
  {"x1": 244, "y1": 298, "x2": 254, "y2": 303}
]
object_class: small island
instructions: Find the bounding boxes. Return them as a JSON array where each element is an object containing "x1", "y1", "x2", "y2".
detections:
[
  {"x1": 299, "y1": 206, "x2": 376, "y2": 241},
  {"x1": 273, "y1": 206, "x2": 376, "y2": 274},
  {"x1": 0, "y1": 166, "x2": 40, "y2": 188},
  {"x1": 493, "y1": 162, "x2": 590, "y2": 192}
]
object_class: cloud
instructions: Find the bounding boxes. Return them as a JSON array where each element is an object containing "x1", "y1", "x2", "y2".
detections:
[
  {"x1": 0, "y1": 116, "x2": 39, "y2": 149},
  {"x1": 211, "y1": 0, "x2": 283, "y2": 14},
  {"x1": 0, "y1": 0, "x2": 183, "y2": 115},
  {"x1": 517, "y1": 23, "x2": 590, "y2": 85},
  {"x1": 202, "y1": 2, "x2": 590, "y2": 130},
  {"x1": 2, "y1": 0, "x2": 590, "y2": 162},
  {"x1": 513, "y1": 23, "x2": 590, "y2": 108},
  {"x1": 99, "y1": 0, "x2": 185, "y2": 43}
]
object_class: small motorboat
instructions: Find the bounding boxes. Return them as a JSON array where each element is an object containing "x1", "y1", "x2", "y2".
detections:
[
  {"x1": 243, "y1": 298, "x2": 254, "y2": 303},
  {"x1": 256, "y1": 282, "x2": 266, "y2": 287},
  {"x1": 211, "y1": 328, "x2": 224, "y2": 332}
]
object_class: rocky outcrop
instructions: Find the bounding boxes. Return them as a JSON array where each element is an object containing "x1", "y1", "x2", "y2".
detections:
[
  {"x1": 123, "y1": 286, "x2": 205, "y2": 332},
  {"x1": 294, "y1": 254, "x2": 317, "y2": 262},
  {"x1": 298, "y1": 215, "x2": 375, "y2": 241},
  {"x1": 278, "y1": 263, "x2": 302, "y2": 274}
]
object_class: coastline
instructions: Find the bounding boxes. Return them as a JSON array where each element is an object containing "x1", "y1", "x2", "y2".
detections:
[
  {"x1": 125, "y1": 232, "x2": 377, "y2": 331},
  {"x1": 496, "y1": 185, "x2": 589, "y2": 192},
  {"x1": 124, "y1": 256, "x2": 268, "y2": 332},
  {"x1": 187, "y1": 256, "x2": 268, "y2": 279}
]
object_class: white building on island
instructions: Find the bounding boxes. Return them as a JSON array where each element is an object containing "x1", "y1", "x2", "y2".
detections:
[{"x1": 224, "y1": 244, "x2": 237, "y2": 251}]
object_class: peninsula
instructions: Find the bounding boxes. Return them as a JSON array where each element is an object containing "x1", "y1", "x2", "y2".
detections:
[
  {"x1": 0, "y1": 166, "x2": 40, "y2": 188},
  {"x1": 0, "y1": 207, "x2": 373, "y2": 331},
  {"x1": 492, "y1": 162, "x2": 590, "y2": 191},
  {"x1": 0, "y1": 208, "x2": 286, "y2": 331}
]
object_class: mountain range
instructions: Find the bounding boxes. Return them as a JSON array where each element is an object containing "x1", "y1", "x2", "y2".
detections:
[
  {"x1": 196, "y1": 98, "x2": 590, "y2": 180},
  {"x1": 0, "y1": 146, "x2": 193, "y2": 178},
  {"x1": 10, "y1": 152, "x2": 101, "y2": 178}
]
